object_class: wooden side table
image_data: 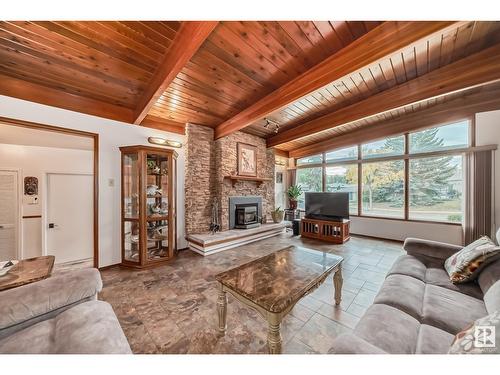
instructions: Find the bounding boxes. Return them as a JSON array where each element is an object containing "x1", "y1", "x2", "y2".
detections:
[{"x1": 0, "y1": 256, "x2": 55, "y2": 291}]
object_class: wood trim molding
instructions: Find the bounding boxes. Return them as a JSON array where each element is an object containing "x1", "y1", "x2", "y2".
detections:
[
  {"x1": 0, "y1": 74, "x2": 134, "y2": 124},
  {"x1": 289, "y1": 84, "x2": 500, "y2": 158},
  {"x1": 140, "y1": 115, "x2": 186, "y2": 135},
  {"x1": 214, "y1": 21, "x2": 462, "y2": 139},
  {"x1": 133, "y1": 21, "x2": 218, "y2": 124},
  {"x1": 273, "y1": 148, "x2": 290, "y2": 158},
  {"x1": 0, "y1": 117, "x2": 100, "y2": 268},
  {"x1": 270, "y1": 43, "x2": 500, "y2": 148}
]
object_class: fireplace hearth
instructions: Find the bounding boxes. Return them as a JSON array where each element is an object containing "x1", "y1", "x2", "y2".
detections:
[{"x1": 229, "y1": 196, "x2": 263, "y2": 230}]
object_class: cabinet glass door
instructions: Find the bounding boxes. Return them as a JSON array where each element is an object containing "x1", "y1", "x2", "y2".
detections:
[
  {"x1": 123, "y1": 153, "x2": 140, "y2": 263},
  {"x1": 145, "y1": 153, "x2": 169, "y2": 261}
]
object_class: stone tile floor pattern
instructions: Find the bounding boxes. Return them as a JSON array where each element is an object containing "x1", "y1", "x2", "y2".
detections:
[{"x1": 100, "y1": 233, "x2": 403, "y2": 354}]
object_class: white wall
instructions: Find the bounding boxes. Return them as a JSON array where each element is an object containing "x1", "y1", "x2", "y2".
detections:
[
  {"x1": 475, "y1": 109, "x2": 500, "y2": 232},
  {"x1": 0, "y1": 143, "x2": 93, "y2": 259},
  {"x1": 0, "y1": 95, "x2": 187, "y2": 267},
  {"x1": 350, "y1": 216, "x2": 463, "y2": 245}
]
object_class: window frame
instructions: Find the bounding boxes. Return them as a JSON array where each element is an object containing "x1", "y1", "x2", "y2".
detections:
[{"x1": 294, "y1": 118, "x2": 473, "y2": 226}]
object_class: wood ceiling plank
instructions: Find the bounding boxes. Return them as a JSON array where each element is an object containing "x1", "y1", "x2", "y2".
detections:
[
  {"x1": 214, "y1": 21, "x2": 461, "y2": 139},
  {"x1": 0, "y1": 73, "x2": 133, "y2": 123},
  {"x1": 312, "y1": 21, "x2": 344, "y2": 55},
  {"x1": 0, "y1": 22, "x2": 150, "y2": 89},
  {"x1": 279, "y1": 21, "x2": 328, "y2": 62},
  {"x1": 30, "y1": 21, "x2": 155, "y2": 83},
  {"x1": 267, "y1": 43, "x2": 500, "y2": 148},
  {"x1": 289, "y1": 84, "x2": 500, "y2": 158},
  {"x1": 0, "y1": 38, "x2": 140, "y2": 105},
  {"x1": 133, "y1": 21, "x2": 218, "y2": 124}
]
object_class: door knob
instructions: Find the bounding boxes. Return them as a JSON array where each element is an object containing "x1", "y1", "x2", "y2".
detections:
[{"x1": 48, "y1": 223, "x2": 59, "y2": 229}]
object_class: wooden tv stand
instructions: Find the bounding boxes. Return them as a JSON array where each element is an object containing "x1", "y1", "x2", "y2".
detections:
[{"x1": 300, "y1": 217, "x2": 350, "y2": 244}]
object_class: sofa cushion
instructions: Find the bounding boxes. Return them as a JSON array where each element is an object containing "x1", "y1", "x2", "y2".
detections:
[
  {"x1": 374, "y1": 274, "x2": 425, "y2": 321},
  {"x1": 422, "y1": 284, "x2": 487, "y2": 334},
  {"x1": 353, "y1": 304, "x2": 421, "y2": 354},
  {"x1": 415, "y1": 324, "x2": 455, "y2": 354},
  {"x1": 389, "y1": 255, "x2": 483, "y2": 299},
  {"x1": 478, "y1": 259, "x2": 500, "y2": 314},
  {"x1": 444, "y1": 236, "x2": 500, "y2": 284},
  {"x1": 0, "y1": 268, "x2": 102, "y2": 339},
  {"x1": 0, "y1": 301, "x2": 131, "y2": 354}
]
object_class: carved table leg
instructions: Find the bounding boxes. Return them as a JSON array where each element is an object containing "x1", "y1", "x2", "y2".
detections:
[
  {"x1": 217, "y1": 283, "x2": 227, "y2": 335},
  {"x1": 333, "y1": 266, "x2": 343, "y2": 306},
  {"x1": 267, "y1": 313, "x2": 282, "y2": 354}
]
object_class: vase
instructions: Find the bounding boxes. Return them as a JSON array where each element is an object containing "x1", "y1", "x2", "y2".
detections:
[
  {"x1": 271, "y1": 211, "x2": 284, "y2": 223},
  {"x1": 289, "y1": 199, "x2": 298, "y2": 210}
]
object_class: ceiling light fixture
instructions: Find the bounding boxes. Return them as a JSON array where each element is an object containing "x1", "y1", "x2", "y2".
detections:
[
  {"x1": 264, "y1": 118, "x2": 280, "y2": 134},
  {"x1": 148, "y1": 137, "x2": 183, "y2": 148}
]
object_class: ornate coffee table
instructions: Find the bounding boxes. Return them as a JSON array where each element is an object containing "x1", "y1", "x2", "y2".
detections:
[{"x1": 215, "y1": 245, "x2": 343, "y2": 354}]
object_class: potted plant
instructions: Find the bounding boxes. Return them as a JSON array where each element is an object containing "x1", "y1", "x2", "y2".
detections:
[
  {"x1": 287, "y1": 185, "x2": 303, "y2": 210},
  {"x1": 271, "y1": 206, "x2": 284, "y2": 223}
]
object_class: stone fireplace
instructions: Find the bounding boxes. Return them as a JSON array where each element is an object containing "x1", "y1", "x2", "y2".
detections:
[
  {"x1": 185, "y1": 124, "x2": 275, "y2": 234},
  {"x1": 229, "y1": 196, "x2": 263, "y2": 229}
]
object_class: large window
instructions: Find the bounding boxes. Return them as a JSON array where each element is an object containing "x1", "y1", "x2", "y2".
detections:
[
  {"x1": 325, "y1": 164, "x2": 358, "y2": 214},
  {"x1": 296, "y1": 167, "x2": 322, "y2": 210},
  {"x1": 409, "y1": 155, "x2": 463, "y2": 223},
  {"x1": 362, "y1": 160, "x2": 404, "y2": 218},
  {"x1": 295, "y1": 120, "x2": 469, "y2": 224}
]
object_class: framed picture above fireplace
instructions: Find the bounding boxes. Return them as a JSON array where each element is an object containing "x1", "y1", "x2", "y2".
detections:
[{"x1": 237, "y1": 142, "x2": 257, "y2": 177}]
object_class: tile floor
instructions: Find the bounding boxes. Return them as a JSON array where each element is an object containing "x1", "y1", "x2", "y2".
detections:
[{"x1": 100, "y1": 233, "x2": 403, "y2": 354}]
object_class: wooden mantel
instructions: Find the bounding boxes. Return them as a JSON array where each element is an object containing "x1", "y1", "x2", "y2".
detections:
[{"x1": 224, "y1": 175, "x2": 272, "y2": 187}]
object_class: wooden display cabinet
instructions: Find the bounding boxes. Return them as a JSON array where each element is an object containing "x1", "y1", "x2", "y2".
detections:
[{"x1": 120, "y1": 145, "x2": 177, "y2": 268}]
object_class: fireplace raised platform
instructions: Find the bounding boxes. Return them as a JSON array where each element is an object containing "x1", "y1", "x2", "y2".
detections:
[{"x1": 186, "y1": 222, "x2": 288, "y2": 256}]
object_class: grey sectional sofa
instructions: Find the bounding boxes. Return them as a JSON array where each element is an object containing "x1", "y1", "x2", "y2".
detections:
[
  {"x1": 332, "y1": 231, "x2": 500, "y2": 354},
  {"x1": 0, "y1": 268, "x2": 131, "y2": 354}
]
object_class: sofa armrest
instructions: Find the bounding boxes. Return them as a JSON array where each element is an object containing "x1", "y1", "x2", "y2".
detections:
[
  {"x1": 403, "y1": 237, "x2": 462, "y2": 261},
  {"x1": 330, "y1": 333, "x2": 387, "y2": 354},
  {"x1": 0, "y1": 268, "x2": 102, "y2": 334}
]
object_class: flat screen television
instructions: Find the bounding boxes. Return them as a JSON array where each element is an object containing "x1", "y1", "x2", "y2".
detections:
[{"x1": 305, "y1": 192, "x2": 349, "y2": 221}]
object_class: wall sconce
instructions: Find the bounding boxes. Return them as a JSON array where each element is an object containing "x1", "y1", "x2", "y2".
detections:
[{"x1": 148, "y1": 137, "x2": 183, "y2": 148}]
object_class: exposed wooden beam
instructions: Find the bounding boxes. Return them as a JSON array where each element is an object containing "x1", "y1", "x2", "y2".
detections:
[
  {"x1": 214, "y1": 21, "x2": 463, "y2": 139},
  {"x1": 141, "y1": 115, "x2": 186, "y2": 135},
  {"x1": 273, "y1": 148, "x2": 290, "y2": 158},
  {"x1": 268, "y1": 43, "x2": 500, "y2": 148},
  {"x1": 0, "y1": 73, "x2": 134, "y2": 123},
  {"x1": 133, "y1": 21, "x2": 218, "y2": 124},
  {"x1": 289, "y1": 84, "x2": 500, "y2": 158}
]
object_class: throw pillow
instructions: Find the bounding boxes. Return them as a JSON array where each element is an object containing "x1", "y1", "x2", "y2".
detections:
[
  {"x1": 449, "y1": 311, "x2": 500, "y2": 354},
  {"x1": 444, "y1": 236, "x2": 500, "y2": 284}
]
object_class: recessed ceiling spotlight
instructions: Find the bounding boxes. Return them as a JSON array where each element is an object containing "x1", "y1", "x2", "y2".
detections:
[
  {"x1": 264, "y1": 118, "x2": 280, "y2": 133},
  {"x1": 148, "y1": 137, "x2": 183, "y2": 148}
]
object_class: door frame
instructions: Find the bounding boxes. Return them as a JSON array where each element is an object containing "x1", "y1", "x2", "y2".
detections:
[
  {"x1": 0, "y1": 116, "x2": 99, "y2": 268},
  {"x1": 0, "y1": 168, "x2": 23, "y2": 259},
  {"x1": 44, "y1": 172, "x2": 94, "y2": 264}
]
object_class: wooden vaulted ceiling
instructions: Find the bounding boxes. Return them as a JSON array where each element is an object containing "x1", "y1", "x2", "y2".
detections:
[{"x1": 1, "y1": 21, "x2": 500, "y2": 156}]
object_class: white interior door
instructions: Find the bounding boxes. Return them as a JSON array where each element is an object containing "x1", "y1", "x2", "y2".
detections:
[
  {"x1": 0, "y1": 170, "x2": 19, "y2": 260},
  {"x1": 47, "y1": 173, "x2": 93, "y2": 264}
]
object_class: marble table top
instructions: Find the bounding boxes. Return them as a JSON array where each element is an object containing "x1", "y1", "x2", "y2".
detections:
[
  {"x1": 0, "y1": 256, "x2": 55, "y2": 291},
  {"x1": 215, "y1": 246, "x2": 342, "y2": 313}
]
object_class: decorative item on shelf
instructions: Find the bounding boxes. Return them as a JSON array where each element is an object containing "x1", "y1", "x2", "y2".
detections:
[
  {"x1": 147, "y1": 160, "x2": 161, "y2": 174},
  {"x1": 287, "y1": 185, "x2": 303, "y2": 210},
  {"x1": 146, "y1": 184, "x2": 162, "y2": 196},
  {"x1": 148, "y1": 137, "x2": 182, "y2": 148},
  {"x1": 237, "y1": 142, "x2": 257, "y2": 177},
  {"x1": 148, "y1": 203, "x2": 161, "y2": 215},
  {"x1": 271, "y1": 207, "x2": 284, "y2": 223},
  {"x1": 160, "y1": 202, "x2": 168, "y2": 215},
  {"x1": 209, "y1": 197, "x2": 220, "y2": 234}
]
